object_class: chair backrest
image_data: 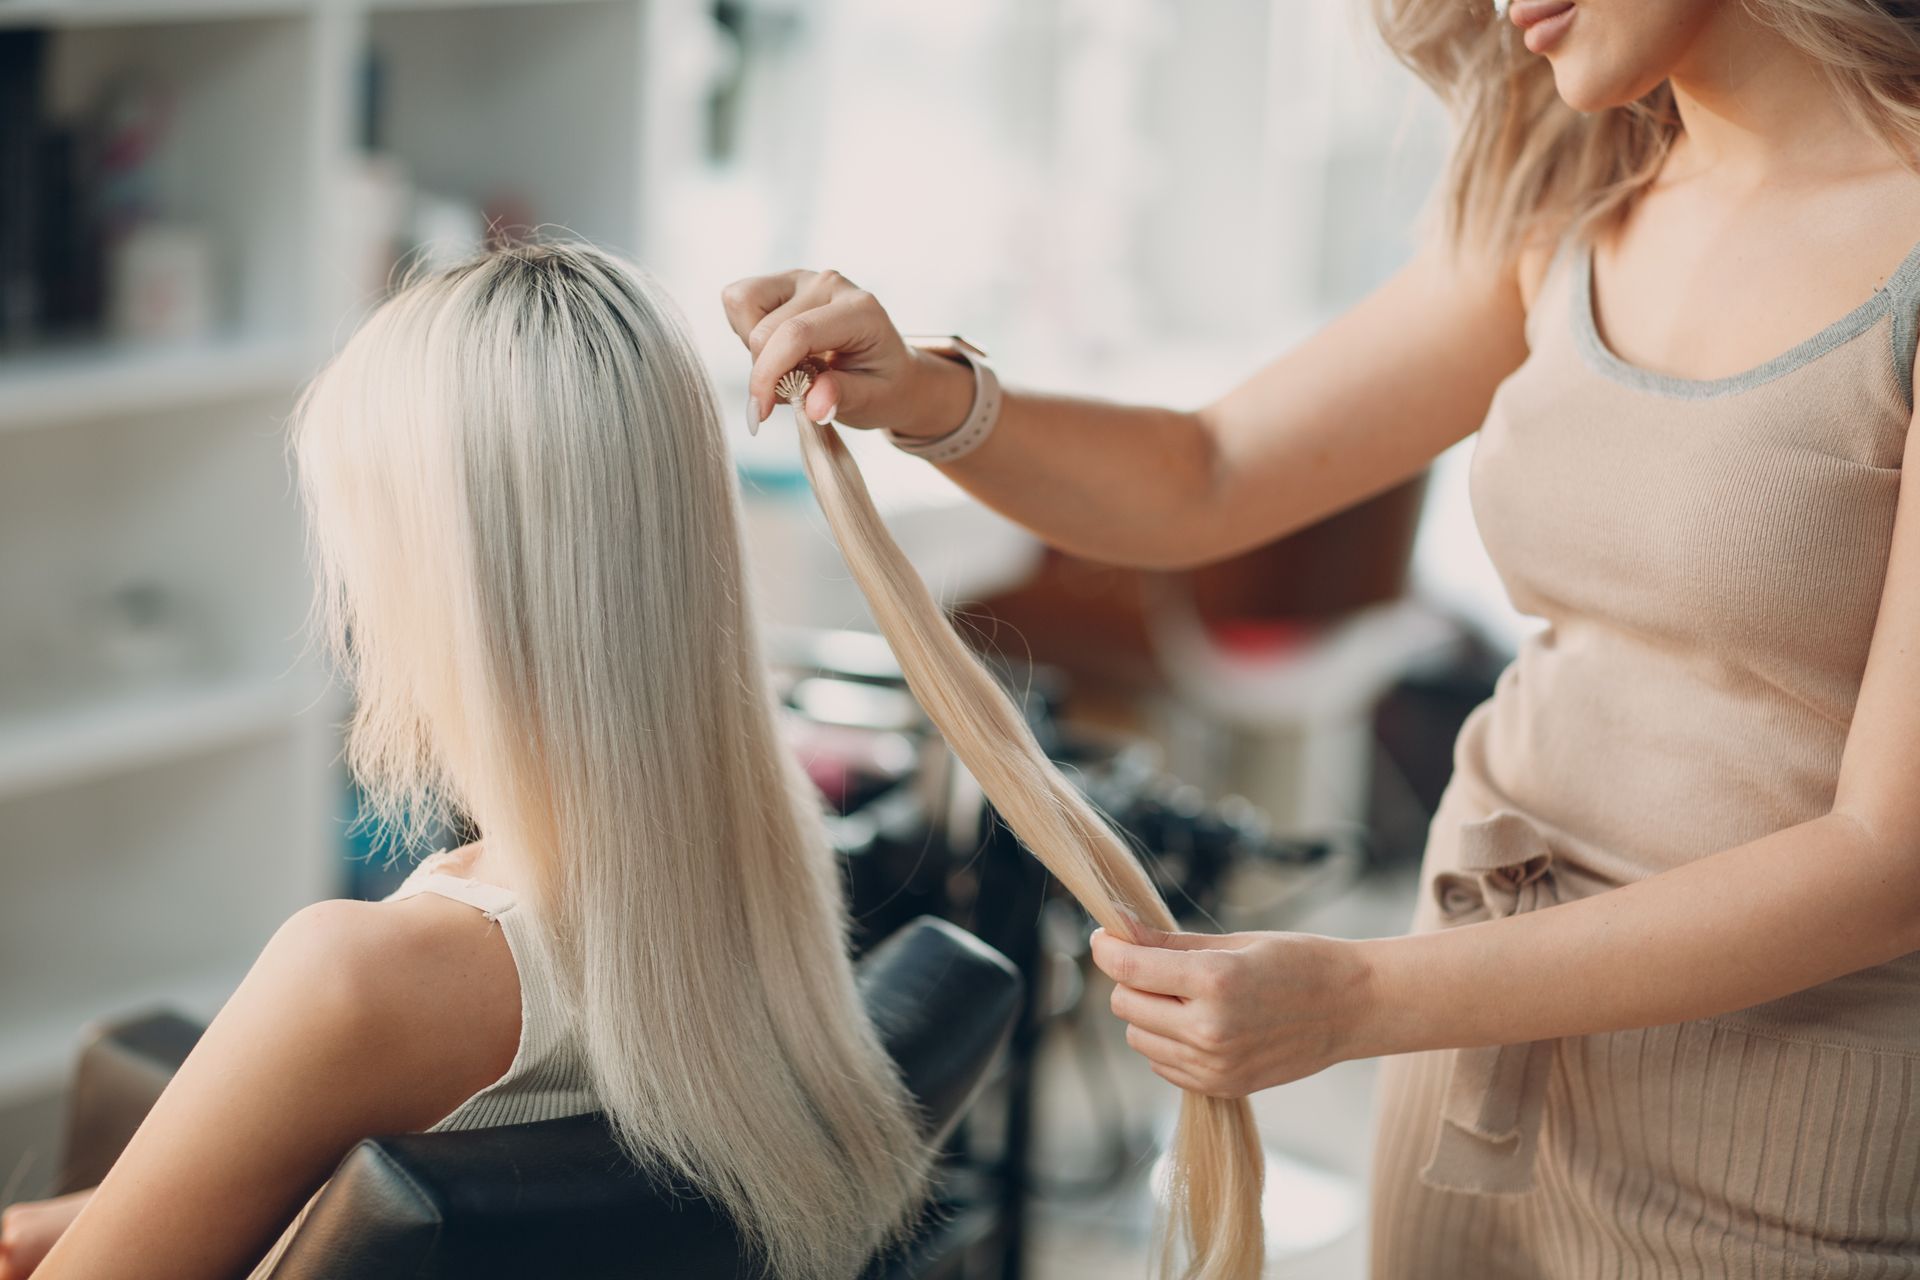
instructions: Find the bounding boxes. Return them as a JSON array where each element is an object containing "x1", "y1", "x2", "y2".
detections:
[{"x1": 264, "y1": 916, "x2": 1022, "y2": 1280}]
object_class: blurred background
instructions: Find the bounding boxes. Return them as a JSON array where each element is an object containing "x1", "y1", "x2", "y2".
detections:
[{"x1": 0, "y1": 1, "x2": 1531, "y2": 1275}]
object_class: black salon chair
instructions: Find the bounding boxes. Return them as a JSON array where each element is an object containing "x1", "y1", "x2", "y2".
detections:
[{"x1": 55, "y1": 916, "x2": 1021, "y2": 1279}]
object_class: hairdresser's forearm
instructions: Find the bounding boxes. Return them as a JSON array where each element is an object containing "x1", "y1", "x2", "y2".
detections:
[
  {"x1": 903, "y1": 240, "x2": 1527, "y2": 570},
  {"x1": 1350, "y1": 813, "x2": 1920, "y2": 1059},
  {"x1": 908, "y1": 355, "x2": 1226, "y2": 568}
]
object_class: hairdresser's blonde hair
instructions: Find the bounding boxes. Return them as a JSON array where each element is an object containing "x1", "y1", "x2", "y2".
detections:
[
  {"x1": 291, "y1": 243, "x2": 931, "y2": 1280},
  {"x1": 795, "y1": 412, "x2": 1267, "y2": 1276},
  {"x1": 1375, "y1": 0, "x2": 1920, "y2": 260}
]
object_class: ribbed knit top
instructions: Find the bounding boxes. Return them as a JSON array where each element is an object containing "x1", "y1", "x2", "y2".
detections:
[
  {"x1": 387, "y1": 852, "x2": 599, "y2": 1131},
  {"x1": 1413, "y1": 231, "x2": 1920, "y2": 1193}
]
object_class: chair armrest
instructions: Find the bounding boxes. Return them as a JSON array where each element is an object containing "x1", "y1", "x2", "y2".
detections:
[{"x1": 56, "y1": 1011, "x2": 203, "y2": 1194}]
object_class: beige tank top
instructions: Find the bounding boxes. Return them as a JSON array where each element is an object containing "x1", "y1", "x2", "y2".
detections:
[{"x1": 1415, "y1": 230, "x2": 1920, "y2": 1192}]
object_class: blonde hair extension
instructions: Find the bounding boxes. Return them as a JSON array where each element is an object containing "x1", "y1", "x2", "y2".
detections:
[
  {"x1": 786, "y1": 376, "x2": 1268, "y2": 1279},
  {"x1": 290, "y1": 242, "x2": 933, "y2": 1280}
]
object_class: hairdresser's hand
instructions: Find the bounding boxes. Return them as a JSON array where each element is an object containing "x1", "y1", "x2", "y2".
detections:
[
  {"x1": 721, "y1": 269, "x2": 973, "y2": 440},
  {"x1": 1089, "y1": 926, "x2": 1374, "y2": 1098}
]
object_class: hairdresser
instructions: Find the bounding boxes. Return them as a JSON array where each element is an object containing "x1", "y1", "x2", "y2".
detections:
[{"x1": 727, "y1": 2, "x2": 1920, "y2": 1274}]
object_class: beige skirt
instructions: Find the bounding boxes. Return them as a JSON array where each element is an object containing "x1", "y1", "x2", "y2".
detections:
[{"x1": 1368, "y1": 1017, "x2": 1920, "y2": 1278}]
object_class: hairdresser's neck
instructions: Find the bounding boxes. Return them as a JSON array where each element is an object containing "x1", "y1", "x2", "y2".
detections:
[{"x1": 1665, "y1": 6, "x2": 1883, "y2": 185}]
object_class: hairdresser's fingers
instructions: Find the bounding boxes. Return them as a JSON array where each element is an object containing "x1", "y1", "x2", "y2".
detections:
[
  {"x1": 1126, "y1": 1026, "x2": 1225, "y2": 1095},
  {"x1": 804, "y1": 368, "x2": 842, "y2": 424},
  {"x1": 1109, "y1": 982, "x2": 1195, "y2": 1044},
  {"x1": 1090, "y1": 927, "x2": 1219, "y2": 998},
  {"x1": 1130, "y1": 924, "x2": 1251, "y2": 952},
  {"x1": 1149, "y1": 1061, "x2": 1211, "y2": 1093},
  {"x1": 747, "y1": 294, "x2": 891, "y2": 421},
  {"x1": 1130, "y1": 1029, "x2": 1247, "y2": 1097},
  {"x1": 746, "y1": 295, "x2": 817, "y2": 361},
  {"x1": 1124, "y1": 1022, "x2": 1204, "y2": 1073},
  {"x1": 744, "y1": 270, "x2": 859, "y2": 359},
  {"x1": 719, "y1": 269, "x2": 809, "y2": 346}
]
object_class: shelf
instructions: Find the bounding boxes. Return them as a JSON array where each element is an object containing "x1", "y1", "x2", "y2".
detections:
[
  {"x1": 0, "y1": 678, "x2": 304, "y2": 805},
  {"x1": 0, "y1": 337, "x2": 311, "y2": 433},
  {"x1": 0, "y1": 964, "x2": 242, "y2": 1103},
  {"x1": 0, "y1": 0, "x2": 316, "y2": 28},
  {"x1": 369, "y1": 0, "x2": 609, "y2": 11},
  {"x1": 0, "y1": 0, "x2": 600, "y2": 31}
]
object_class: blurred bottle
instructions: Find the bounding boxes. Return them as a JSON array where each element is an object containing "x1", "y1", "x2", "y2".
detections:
[{"x1": 107, "y1": 222, "x2": 214, "y2": 344}]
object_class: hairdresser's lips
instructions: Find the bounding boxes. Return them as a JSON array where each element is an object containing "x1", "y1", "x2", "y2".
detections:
[{"x1": 1509, "y1": 0, "x2": 1575, "y2": 54}]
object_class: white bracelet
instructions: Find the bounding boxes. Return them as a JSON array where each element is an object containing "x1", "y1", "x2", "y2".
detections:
[{"x1": 884, "y1": 351, "x2": 1002, "y2": 465}]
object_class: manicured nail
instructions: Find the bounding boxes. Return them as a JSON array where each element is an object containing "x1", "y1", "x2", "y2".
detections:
[
  {"x1": 820, "y1": 401, "x2": 839, "y2": 425},
  {"x1": 745, "y1": 393, "x2": 760, "y2": 437}
]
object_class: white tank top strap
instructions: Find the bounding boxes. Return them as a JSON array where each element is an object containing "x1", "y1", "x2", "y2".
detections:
[
  {"x1": 388, "y1": 869, "x2": 519, "y2": 920},
  {"x1": 387, "y1": 848, "x2": 519, "y2": 917}
]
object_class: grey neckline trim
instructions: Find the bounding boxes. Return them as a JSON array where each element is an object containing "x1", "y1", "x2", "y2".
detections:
[{"x1": 1572, "y1": 234, "x2": 1920, "y2": 403}]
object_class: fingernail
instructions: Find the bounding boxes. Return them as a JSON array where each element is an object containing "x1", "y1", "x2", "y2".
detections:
[
  {"x1": 820, "y1": 401, "x2": 839, "y2": 426},
  {"x1": 745, "y1": 393, "x2": 760, "y2": 437}
]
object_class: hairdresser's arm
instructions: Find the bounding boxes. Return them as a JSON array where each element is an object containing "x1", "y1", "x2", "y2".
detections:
[
  {"x1": 724, "y1": 237, "x2": 1529, "y2": 569},
  {"x1": 33, "y1": 896, "x2": 518, "y2": 1280},
  {"x1": 1091, "y1": 364, "x2": 1920, "y2": 1098}
]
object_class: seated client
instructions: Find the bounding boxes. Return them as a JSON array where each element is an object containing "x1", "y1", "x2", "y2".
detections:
[{"x1": 0, "y1": 243, "x2": 934, "y2": 1280}]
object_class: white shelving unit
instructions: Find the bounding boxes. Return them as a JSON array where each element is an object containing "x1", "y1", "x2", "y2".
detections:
[
  {"x1": 0, "y1": 677, "x2": 304, "y2": 805},
  {"x1": 0, "y1": 336, "x2": 311, "y2": 432},
  {"x1": 0, "y1": 0, "x2": 688, "y2": 1125}
]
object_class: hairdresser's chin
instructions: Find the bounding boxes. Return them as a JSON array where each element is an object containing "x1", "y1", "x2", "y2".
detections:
[{"x1": 1511, "y1": 0, "x2": 1721, "y2": 113}]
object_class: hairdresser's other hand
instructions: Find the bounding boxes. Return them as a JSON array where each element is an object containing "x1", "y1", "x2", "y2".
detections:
[
  {"x1": 721, "y1": 269, "x2": 973, "y2": 440},
  {"x1": 1089, "y1": 926, "x2": 1373, "y2": 1098}
]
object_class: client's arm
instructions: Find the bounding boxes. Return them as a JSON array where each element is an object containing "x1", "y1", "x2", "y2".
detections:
[{"x1": 30, "y1": 893, "x2": 519, "y2": 1280}]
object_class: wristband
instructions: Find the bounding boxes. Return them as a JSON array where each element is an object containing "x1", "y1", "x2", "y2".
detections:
[{"x1": 885, "y1": 336, "x2": 1002, "y2": 465}]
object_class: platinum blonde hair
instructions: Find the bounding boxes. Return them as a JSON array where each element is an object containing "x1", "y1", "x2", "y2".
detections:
[
  {"x1": 291, "y1": 242, "x2": 932, "y2": 1280},
  {"x1": 1375, "y1": 0, "x2": 1920, "y2": 262}
]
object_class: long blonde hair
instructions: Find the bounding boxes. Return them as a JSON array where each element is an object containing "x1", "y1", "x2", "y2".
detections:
[
  {"x1": 291, "y1": 243, "x2": 931, "y2": 1280},
  {"x1": 793, "y1": 408, "x2": 1267, "y2": 1275},
  {"x1": 1374, "y1": 0, "x2": 1920, "y2": 260}
]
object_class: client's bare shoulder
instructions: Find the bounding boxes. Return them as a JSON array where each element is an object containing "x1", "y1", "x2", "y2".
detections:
[
  {"x1": 26, "y1": 875, "x2": 524, "y2": 1274},
  {"x1": 266, "y1": 885, "x2": 522, "y2": 1127}
]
